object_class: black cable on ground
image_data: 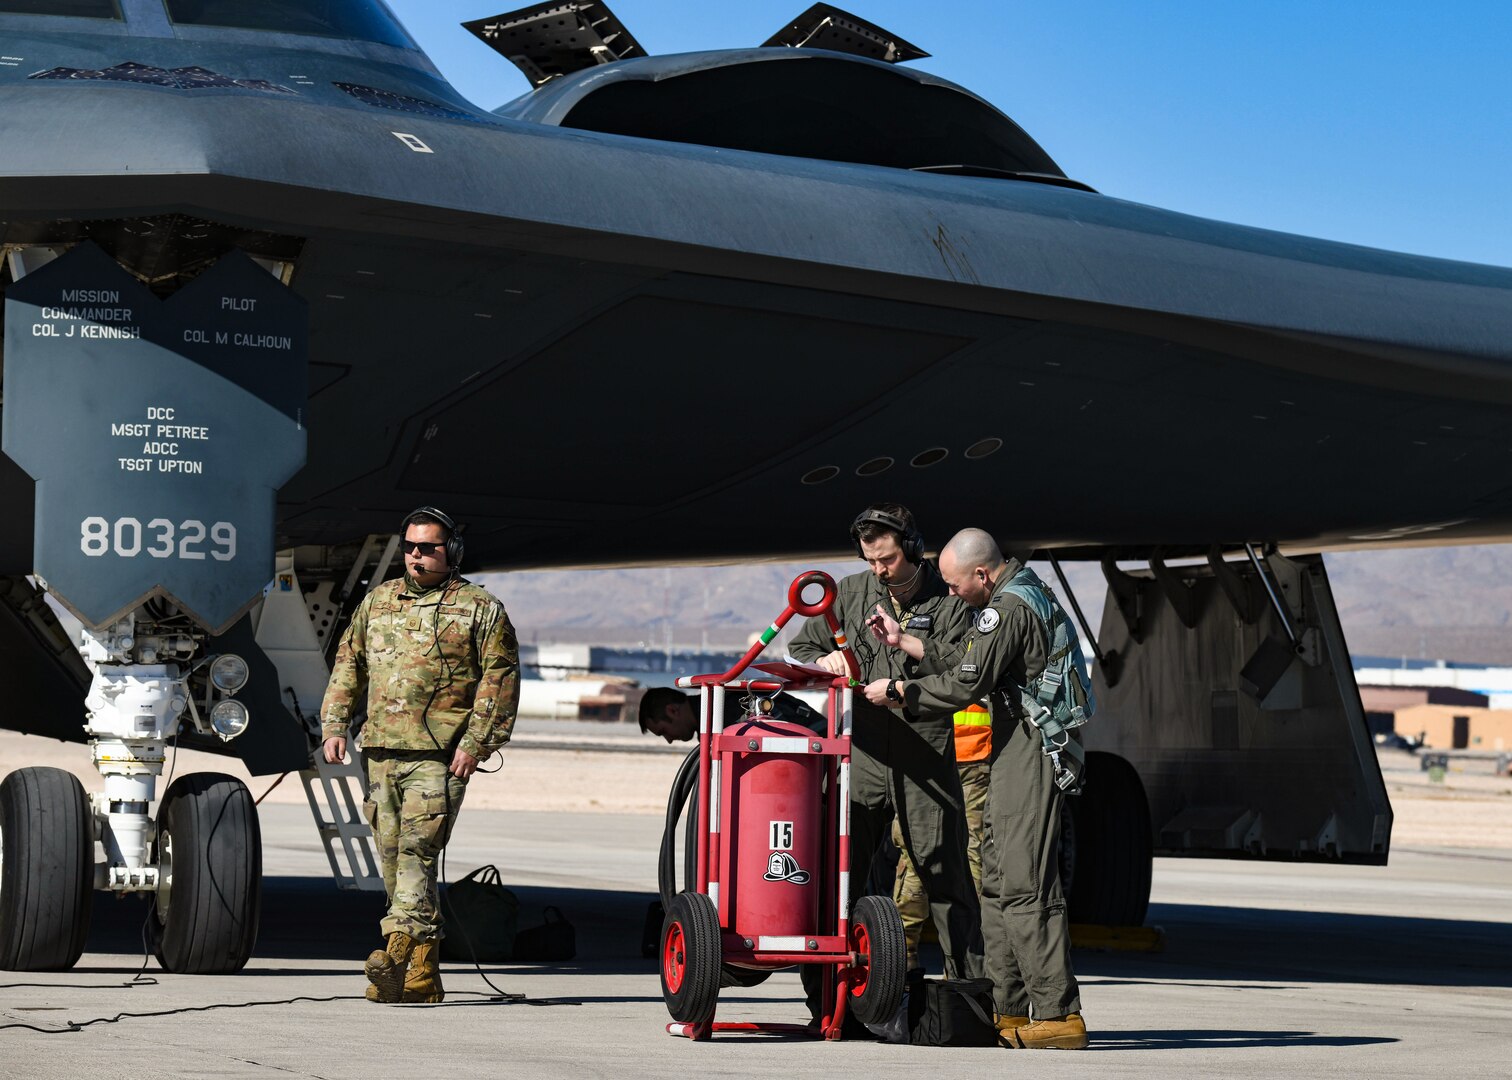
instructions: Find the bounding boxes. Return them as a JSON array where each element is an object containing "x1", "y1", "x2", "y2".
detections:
[
  {"x1": 417, "y1": 582, "x2": 530, "y2": 1003},
  {"x1": 0, "y1": 994, "x2": 365, "y2": 1034},
  {"x1": 438, "y1": 846, "x2": 527, "y2": 1002},
  {"x1": 0, "y1": 984, "x2": 581, "y2": 1035}
]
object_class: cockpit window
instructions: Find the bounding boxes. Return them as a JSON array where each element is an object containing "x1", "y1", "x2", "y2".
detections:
[
  {"x1": 163, "y1": 0, "x2": 417, "y2": 49},
  {"x1": 0, "y1": 0, "x2": 120, "y2": 16}
]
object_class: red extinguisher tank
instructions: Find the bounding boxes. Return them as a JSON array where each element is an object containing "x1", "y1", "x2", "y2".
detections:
[{"x1": 718, "y1": 718, "x2": 825, "y2": 944}]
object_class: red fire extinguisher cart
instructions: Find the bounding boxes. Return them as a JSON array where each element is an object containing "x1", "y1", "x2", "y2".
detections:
[{"x1": 659, "y1": 571, "x2": 907, "y2": 1041}]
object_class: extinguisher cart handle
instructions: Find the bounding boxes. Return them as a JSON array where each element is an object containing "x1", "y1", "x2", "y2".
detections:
[{"x1": 787, "y1": 570, "x2": 862, "y2": 685}]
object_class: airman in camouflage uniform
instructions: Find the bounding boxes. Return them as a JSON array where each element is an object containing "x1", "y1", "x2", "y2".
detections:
[{"x1": 321, "y1": 508, "x2": 520, "y2": 1003}]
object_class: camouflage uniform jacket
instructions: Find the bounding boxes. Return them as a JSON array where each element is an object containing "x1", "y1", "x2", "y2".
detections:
[
  {"x1": 902, "y1": 557, "x2": 1049, "y2": 719},
  {"x1": 789, "y1": 561, "x2": 973, "y2": 723},
  {"x1": 320, "y1": 574, "x2": 520, "y2": 759}
]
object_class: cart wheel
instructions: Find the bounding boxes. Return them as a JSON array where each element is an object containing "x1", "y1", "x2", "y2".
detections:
[
  {"x1": 847, "y1": 894, "x2": 906, "y2": 1025},
  {"x1": 661, "y1": 891, "x2": 720, "y2": 1024}
]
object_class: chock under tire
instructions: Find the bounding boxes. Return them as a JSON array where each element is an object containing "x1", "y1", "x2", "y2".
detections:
[
  {"x1": 847, "y1": 894, "x2": 907, "y2": 1026},
  {"x1": 150, "y1": 772, "x2": 261, "y2": 974},
  {"x1": 0, "y1": 767, "x2": 94, "y2": 971},
  {"x1": 661, "y1": 891, "x2": 721, "y2": 1025}
]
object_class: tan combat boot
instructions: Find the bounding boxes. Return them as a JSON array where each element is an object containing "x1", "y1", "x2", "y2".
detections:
[
  {"x1": 1007, "y1": 1013, "x2": 1088, "y2": 1050},
  {"x1": 995, "y1": 1013, "x2": 1032, "y2": 1046},
  {"x1": 401, "y1": 940, "x2": 445, "y2": 1003},
  {"x1": 364, "y1": 931, "x2": 417, "y2": 1003}
]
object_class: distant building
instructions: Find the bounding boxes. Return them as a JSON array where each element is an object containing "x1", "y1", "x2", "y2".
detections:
[
  {"x1": 1357, "y1": 685, "x2": 1488, "y2": 738},
  {"x1": 1390, "y1": 705, "x2": 1512, "y2": 752}
]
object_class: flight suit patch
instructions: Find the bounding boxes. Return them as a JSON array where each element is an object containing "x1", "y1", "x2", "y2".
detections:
[
  {"x1": 906, "y1": 615, "x2": 933, "y2": 630},
  {"x1": 975, "y1": 609, "x2": 1000, "y2": 633}
]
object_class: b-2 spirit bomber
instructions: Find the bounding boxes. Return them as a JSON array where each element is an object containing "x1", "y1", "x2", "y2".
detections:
[{"x1": 1, "y1": 0, "x2": 1511, "y2": 974}]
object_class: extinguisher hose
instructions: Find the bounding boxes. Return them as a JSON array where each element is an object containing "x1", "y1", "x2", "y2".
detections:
[{"x1": 659, "y1": 747, "x2": 701, "y2": 907}]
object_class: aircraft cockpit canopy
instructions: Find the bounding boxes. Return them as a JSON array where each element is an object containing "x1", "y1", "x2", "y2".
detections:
[
  {"x1": 481, "y1": 3, "x2": 1083, "y2": 187},
  {"x1": 498, "y1": 50, "x2": 1073, "y2": 182}
]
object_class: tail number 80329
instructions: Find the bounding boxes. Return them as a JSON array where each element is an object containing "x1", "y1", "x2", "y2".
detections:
[{"x1": 80, "y1": 517, "x2": 236, "y2": 562}]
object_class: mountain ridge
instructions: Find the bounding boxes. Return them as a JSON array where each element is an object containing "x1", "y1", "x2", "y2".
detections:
[{"x1": 476, "y1": 544, "x2": 1512, "y2": 664}]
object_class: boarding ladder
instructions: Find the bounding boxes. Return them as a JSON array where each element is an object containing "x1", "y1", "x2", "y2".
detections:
[
  {"x1": 301, "y1": 749, "x2": 385, "y2": 892},
  {"x1": 278, "y1": 534, "x2": 402, "y2": 893}
]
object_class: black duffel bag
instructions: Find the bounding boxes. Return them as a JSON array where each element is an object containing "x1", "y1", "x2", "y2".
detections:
[
  {"x1": 907, "y1": 977, "x2": 1000, "y2": 1047},
  {"x1": 440, "y1": 865, "x2": 519, "y2": 962}
]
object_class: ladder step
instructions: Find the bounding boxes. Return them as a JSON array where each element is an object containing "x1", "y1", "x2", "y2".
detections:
[{"x1": 300, "y1": 753, "x2": 386, "y2": 893}]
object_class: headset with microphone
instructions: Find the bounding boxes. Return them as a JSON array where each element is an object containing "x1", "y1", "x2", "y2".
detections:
[
  {"x1": 401, "y1": 505, "x2": 465, "y2": 573},
  {"x1": 849, "y1": 507, "x2": 925, "y2": 564}
]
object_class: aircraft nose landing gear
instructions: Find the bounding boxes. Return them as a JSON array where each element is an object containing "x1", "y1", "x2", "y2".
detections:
[
  {"x1": 79, "y1": 613, "x2": 262, "y2": 974},
  {"x1": 0, "y1": 609, "x2": 263, "y2": 974}
]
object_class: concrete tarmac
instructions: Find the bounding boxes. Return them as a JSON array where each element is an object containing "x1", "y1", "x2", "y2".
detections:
[{"x1": 1, "y1": 803, "x2": 1507, "y2": 1078}]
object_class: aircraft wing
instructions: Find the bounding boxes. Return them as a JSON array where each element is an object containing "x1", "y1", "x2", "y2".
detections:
[{"x1": 2, "y1": 18, "x2": 1510, "y2": 574}]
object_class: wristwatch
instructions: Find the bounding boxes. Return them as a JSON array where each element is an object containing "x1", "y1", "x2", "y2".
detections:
[{"x1": 885, "y1": 680, "x2": 903, "y2": 704}]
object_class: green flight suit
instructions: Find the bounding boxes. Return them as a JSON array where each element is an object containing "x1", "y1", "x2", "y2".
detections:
[
  {"x1": 891, "y1": 759, "x2": 989, "y2": 970},
  {"x1": 902, "y1": 556, "x2": 1082, "y2": 1019},
  {"x1": 790, "y1": 561, "x2": 985, "y2": 982}
]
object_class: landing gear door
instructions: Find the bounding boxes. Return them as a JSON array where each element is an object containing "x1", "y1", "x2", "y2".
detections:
[
  {"x1": 1086, "y1": 554, "x2": 1392, "y2": 864},
  {"x1": 2, "y1": 242, "x2": 307, "y2": 634}
]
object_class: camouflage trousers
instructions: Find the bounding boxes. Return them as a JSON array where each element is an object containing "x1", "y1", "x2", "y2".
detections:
[
  {"x1": 891, "y1": 760, "x2": 989, "y2": 970},
  {"x1": 363, "y1": 749, "x2": 467, "y2": 943}
]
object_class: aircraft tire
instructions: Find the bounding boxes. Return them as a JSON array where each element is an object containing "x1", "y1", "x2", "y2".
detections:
[
  {"x1": 1065, "y1": 752, "x2": 1152, "y2": 927},
  {"x1": 150, "y1": 773, "x2": 261, "y2": 974},
  {"x1": 0, "y1": 767, "x2": 94, "y2": 970}
]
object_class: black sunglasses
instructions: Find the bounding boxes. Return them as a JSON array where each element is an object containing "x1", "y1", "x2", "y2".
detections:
[{"x1": 401, "y1": 540, "x2": 443, "y2": 556}]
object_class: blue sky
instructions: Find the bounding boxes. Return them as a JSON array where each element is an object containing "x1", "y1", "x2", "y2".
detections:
[{"x1": 387, "y1": 1, "x2": 1512, "y2": 268}]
